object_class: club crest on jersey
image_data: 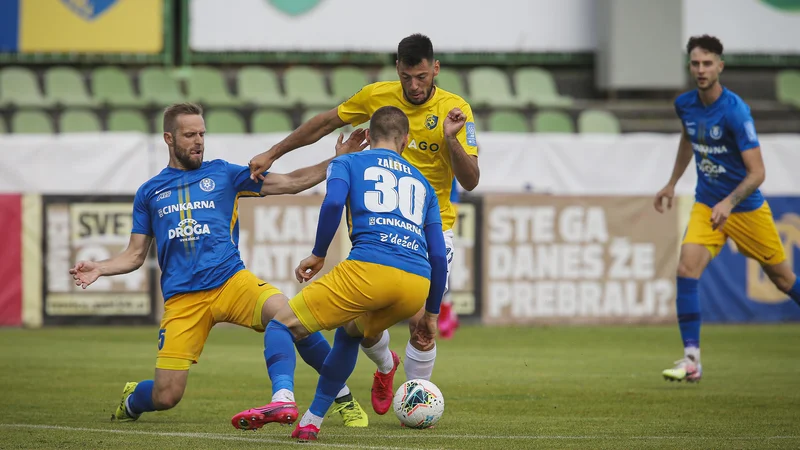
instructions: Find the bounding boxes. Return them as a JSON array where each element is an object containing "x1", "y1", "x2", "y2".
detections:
[
  {"x1": 425, "y1": 114, "x2": 439, "y2": 130},
  {"x1": 199, "y1": 178, "x2": 215, "y2": 192},
  {"x1": 61, "y1": 0, "x2": 118, "y2": 20},
  {"x1": 710, "y1": 125, "x2": 722, "y2": 140}
]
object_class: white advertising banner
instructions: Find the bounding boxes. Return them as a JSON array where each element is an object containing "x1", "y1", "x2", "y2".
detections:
[
  {"x1": 189, "y1": 0, "x2": 596, "y2": 53},
  {"x1": 684, "y1": 0, "x2": 800, "y2": 54},
  {"x1": 189, "y1": 0, "x2": 800, "y2": 54},
  {"x1": 2, "y1": 133, "x2": 800, "y2": 196}
]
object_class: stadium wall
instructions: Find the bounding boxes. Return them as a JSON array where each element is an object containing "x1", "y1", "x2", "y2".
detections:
[{"x1": 1, "y1": 133, "x2": 799, "y2": 327}]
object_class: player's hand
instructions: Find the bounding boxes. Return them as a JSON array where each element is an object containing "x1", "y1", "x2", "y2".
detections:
[
  {"x1": 443, "y1": 107, "x2": 467, "y2": 139},
  {"x1": 654, "y1": 184, "x2": 675, "y2": 213},
  {"x1": 248, "y1": 150, "x2": 276, "y2": 182},
  {"x1": 69, "y1": 260, "x2": 101, "y2": 289},
  {"x1": 335, "y1": 129, "x2": 368, "y2": 157},
  {"x1": 295, "y1": 254, "x2": 325, "y2": 283},
  {"x1": 410, "y1": 311, "x2": 439, "y2": 351},
  {"x1": 711, "y1": 199, "x2": 733, "y2": 231}
]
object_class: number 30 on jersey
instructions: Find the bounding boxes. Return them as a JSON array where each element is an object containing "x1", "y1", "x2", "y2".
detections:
[{"x1": 364, "y1": 166, "x2": 426, "y2": 226}]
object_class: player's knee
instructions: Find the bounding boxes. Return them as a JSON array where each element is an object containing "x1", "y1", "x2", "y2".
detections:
[
  {"x1": 152, "y1": 387, "x2": 183, "y2": 410},
  {"x1": 676, "y1": 260, "x2": 702, "y2": 279}
]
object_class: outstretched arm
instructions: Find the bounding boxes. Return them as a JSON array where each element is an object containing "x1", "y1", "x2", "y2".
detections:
[
  {"x1": 259, "y1": 157, "x2": 335, "y2": 196},
  {"x1": 69, "y1": 233, "x2": 153, "y2": 289},
  {"x1": 259, "y1": 129, "x2": 367, "y2": 196}
]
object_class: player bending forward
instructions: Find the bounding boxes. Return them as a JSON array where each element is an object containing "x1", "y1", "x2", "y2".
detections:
[
  {"x1": 70, "y1": 103, "x2": 369, "y2": 427},
  {"x1": 231, "y1": 106, "x2": 447, "y2": 441},
  {"x1": 247, "y1": 33, "x2": 479, "y2": 416},
  {"x1": 654, "y1": 35, "x2": 800, "y2": 382}
]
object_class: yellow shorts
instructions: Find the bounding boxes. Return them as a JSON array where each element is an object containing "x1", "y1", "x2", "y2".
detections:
[
  {"x1": 682, "y1": 201, "x2": 786, "y2": 265},
  {"x1": 156, "y1": 269, "x2": 282, "y2": 370},
  {"x1": 289, "y1": 260, "x2": 430, "y2": 339}
]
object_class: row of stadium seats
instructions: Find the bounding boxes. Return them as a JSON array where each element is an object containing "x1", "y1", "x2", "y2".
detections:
[
  {"x1": 0, "y1": 108, "x2": 621, "y2": 134},
  {"x1": 776, "y1": 70, "x2": 800, "y2": 108},
  {"x1": 0, "y1": 65, "x2": 573, "y2": 109}
]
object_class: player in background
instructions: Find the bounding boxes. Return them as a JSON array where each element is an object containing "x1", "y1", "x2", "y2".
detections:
[
  {"x1": 654, "y1": 35, "x2": 800, "y2": 382},
  {"x1": 231, "y1": 105, "x2": 447, "y2": 442},
  {"x1": 69, "y1": 103, "x2": 369, "y2": 427},
  {"x1": 438, "y1": 177, "x2": 461, "y2": 338},
  {"x1": 246, "y1": 33, "x2": 479, "y2": 416}
]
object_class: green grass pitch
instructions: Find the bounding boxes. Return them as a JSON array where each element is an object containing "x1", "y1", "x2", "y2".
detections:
[{"x1": 1, "y1": 324, "x2": 799, "y2": 449}]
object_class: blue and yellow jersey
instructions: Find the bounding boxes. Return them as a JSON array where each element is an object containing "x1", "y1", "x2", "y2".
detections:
[
  {"x1": 327, "y1": 149, "x2": 442, "y2": 279},
  {"x1": 337, "y1": 81, "x2": 477, "y2": 231},
  {"x1": 674, "y1": 87, "x2": 764, "y2": 212},
  {"x1": 132, "y1": 160, "x2": 264, "y2": 301}
]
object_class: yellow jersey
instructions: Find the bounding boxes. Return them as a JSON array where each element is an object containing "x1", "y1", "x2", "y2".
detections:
[{"x1": 337, "y1": 81, "x2": 478, "y2": 231}]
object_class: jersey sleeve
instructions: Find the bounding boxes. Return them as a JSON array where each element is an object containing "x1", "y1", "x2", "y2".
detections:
[
  {"x1": 456, "y1": 101, "x2": 479, "y2": 156},
  {"x1": 326, "y1": 157, "x2": 351, "y2": 187},
  {"x1": 727, "y1": 103, "x2": 760, "y2": 152},
  {"x1": 424, "y1": 183, "x2": 442, "y2": 227},
  {"x1": 131, "y1": 187, "x2": 153, "y2": 236},
  {"x1": 227, "y1": 161, "x2": 265, "y2": 196},
  {"x1": 337, "y1": 83, "x2": 375, "y2": 126}
]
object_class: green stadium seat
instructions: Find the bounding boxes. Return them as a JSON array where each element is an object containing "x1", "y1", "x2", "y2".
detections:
[
  {"x1": 514, "y1": 67, "x2": 573, "y2": 107},
  {"x1": 776, "y1": 69, "x2": 800, "y2": 108},
  {"x1": 532, "y1": 110, "x2": 575, "y2": 133},
  {"x1": 284, "y1": 67, "x2": 335, "y2": 107},
  {"x1": 45, "y1": 67, "x2": 96, "y2": 107},
  {"x1": 12, "y1": 110, "x2": 53, "y2": 134},
  {"x1": 108, "y1": 110, "x2": 149, "y2": 133},
  {"x1": 331, "y1": 66, "x2": 369, "y2": 102},
  {"x1": 205, "y1": 109, "x2": 245, "y2": 134},
  {"x1": 139, "y1": 67, "x2": 184, "y2": 106},
  {"x1": 467, "y1": 67, "x2": 521, "y2": 107},
  {"x1": 435, "y1": 68, "x2": 467, "y2": 99},
  {"x1": 577, "y1": 109, "x2": 621, "y2": 134},
  {"x1": 252, "y1": 110, "x2": 293, "y2": 133},
  {"x1": 237, "y1": 67, "x2": 289, "y2": 107},
  {"x1": 488, "y1": 111, "x2": 529, "y2": 132},
  {"x1": 60, "y1": 110, "x2": 101, "y2": 133},
  {"x1": 301, "y1": 108, "x2": 331, "y2": 124},
  {"x1": 93, "y1": 66, "x2": 144, "y2": 107},
  {"x1": 0, "y1": 67, "x2": 50, "y2": 107},
  {"x1": 186, "y1": 66, "x2": 239, "y2": 107},
  {"x1": 376, "y1": 66, "x2": 398, "y2": 82}
]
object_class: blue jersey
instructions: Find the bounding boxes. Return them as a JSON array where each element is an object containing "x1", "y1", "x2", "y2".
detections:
[
  {"x1": 450, "y1": 177, "x2": 459, "y2": 204},
  {"x1": 327, "y1": 149, "x2": 442, "y2": 279},
  {"x1": 131, "y1": 160, "x2": 264, "y2": 301},
  {"x1": 674, "y1": 87, "x2": 763, "y2": 212}
]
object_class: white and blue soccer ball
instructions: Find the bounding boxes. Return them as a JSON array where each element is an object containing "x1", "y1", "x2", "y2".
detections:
[{"x1": 392, "y1": 379, "x2": 445, "y2": 429}]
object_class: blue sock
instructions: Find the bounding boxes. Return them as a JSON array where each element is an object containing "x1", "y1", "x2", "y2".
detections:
[
  {"x1": 127, "y1": 380, "x2": 156, "y2": 415},
  {"x1": 788, "y1": 277, "x2": 800, "y2": 307},
  {"x1": 264, "y1": 320, "x2": 296, "y2": 394},
  {"x1": 309, "y1": 327, "x2": 362, "y2": 418},
  {"x1": 295, "y1": 331, "x2": 332, "y2": 374},
  {"x1": 676, "y1": 277, "x2": 701, "y2": 349}
]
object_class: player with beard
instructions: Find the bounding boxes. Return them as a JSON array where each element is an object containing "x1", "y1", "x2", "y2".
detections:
[
  {"x1": 246, "y1": 33, "x2": 480, "y2": 418},
  {"x1": 69, "y1": 102, "x2": 369, "y2": 426},
  {"x1": 654, "y1": 35, "x2": 800, "y2": 382}
]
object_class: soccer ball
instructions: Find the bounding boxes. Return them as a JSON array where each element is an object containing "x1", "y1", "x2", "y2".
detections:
[{"x1": 392, "y1": 379, "x2": 445, "y2": 429}]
